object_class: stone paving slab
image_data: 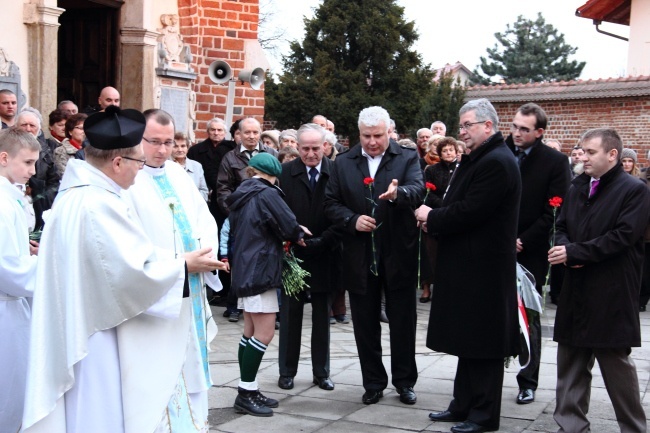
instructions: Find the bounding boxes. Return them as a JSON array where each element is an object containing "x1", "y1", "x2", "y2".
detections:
[{"x1": 207, "y1": 294, "x2": 650, "y2": 432}]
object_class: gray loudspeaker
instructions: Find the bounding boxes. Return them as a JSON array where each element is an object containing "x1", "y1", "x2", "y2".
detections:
[
  {"x1": 207, "y1": 60, "x2": 233, "y2": 84},
  {"x1": 238, "y1": 67, "x2": 265, "y2": 90}
]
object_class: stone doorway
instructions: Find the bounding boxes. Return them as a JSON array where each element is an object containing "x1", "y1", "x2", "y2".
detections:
[{"x1": 57, "y1": 0, "x2": 121, "y2": 111}]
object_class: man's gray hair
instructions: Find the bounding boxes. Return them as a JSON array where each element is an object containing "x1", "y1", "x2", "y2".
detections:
[
  {"x1": 279, "y1": 129, "x2": 298, "y2": 142},
  {"x1": 297, "y1": 123, "x2": 325, "y2": 144},
  {"x1": 417, "y1": 128, "x2": 432, "y2": 138},
  {"x1": 238, "y1": 117, "x2": 260, "y2": 132},
  {"x1": 17, "y1": 108, "x2": 42, "y2": 129},
  {"x1": 206, "y1": 117, "x2": 226, "y2": 131},
  {"x1": 430, "y1": 120, "x2": 446, "y2": 130},
  {"x1": 459, "y1": 98, "x2": 499, "y2": 132},
  {"x1": 324, "y1": 131, "x2": 337, "y2": 146},
  {"x1": 358, "y1": 106, "x2": 390, "y2": 129}
]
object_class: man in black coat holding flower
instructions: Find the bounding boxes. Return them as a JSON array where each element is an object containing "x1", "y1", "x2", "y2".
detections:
[
  {"x1": 416, "y1": 98, "x2": 520, "y2": 433},
  {"x1": 324, "y1": 106, "x2": 423, "y2": 406},
  {"x1": 276, "y1": 123, "x2": 341, "y2": 391},
  {"x1": 549, "y1": 128, "x2": 648, "y2": 433},
  {"x1": 505, "y1": 103, "x2": 571, "y2": 405}
]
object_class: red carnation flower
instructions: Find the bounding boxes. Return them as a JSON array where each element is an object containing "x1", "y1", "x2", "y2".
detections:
[
  {"x1": 549, "y1": 196, "x2": 563, "y2": 208},
  {"x1": 364, "y1": 177, "x2": 374, "y2": 186},
  {"x1": 426, "y1": 182, "x2": 437, "y2": 191}
]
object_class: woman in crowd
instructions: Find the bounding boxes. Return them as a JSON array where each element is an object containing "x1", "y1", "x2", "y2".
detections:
[
  {"x1": 46, "y1": 109, "x2": 67, "y2": 153},
  {"x1": 279, "y1": 129, "x2": 298, "y2": 149},
  {"x1": 53, "y1": 113, "x2": 87, "y2": 176},
  {"x1": 261, "y1": 130, "x2": 280, "y2": 150},
  {"x1": 421, "y1": 134, "x2": 443, "y2": 169},
  {"x1": 420, "y1": 137, "x2": 460, "y2": 302},
  {"x1": 171, "y1": 131, "x2": 209, "y2": 201},
  {"x1": 621, "y1": 148, "x2": 640, "y2": 177},
  {"x1": 226, "y1": 153, "x2": 309, "y2": 417}
]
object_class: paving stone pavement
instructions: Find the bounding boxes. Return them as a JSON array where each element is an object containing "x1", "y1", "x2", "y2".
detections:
[{"x1": 206, "y1": 293, "x2": 650, "y2": 432}]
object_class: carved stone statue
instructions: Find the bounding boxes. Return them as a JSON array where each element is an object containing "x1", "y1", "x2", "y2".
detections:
[
  {"x1": 157, "y1": 14, "x2": 184, "y2": 64},
  {"x1": 0, "y1": 48, "x2": 11, "y2": 77}
]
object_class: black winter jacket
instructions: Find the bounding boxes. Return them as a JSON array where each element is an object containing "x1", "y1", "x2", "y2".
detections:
[{"x1": 227, "y1": 177, "x2": 304, "y2": 298}]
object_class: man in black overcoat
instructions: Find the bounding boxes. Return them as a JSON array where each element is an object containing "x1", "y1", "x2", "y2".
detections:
[
  {"x1": 276, "y1": 123, "x2": 341, "y2": 391},
  {"x1": 549, "y1": 128, "x2": 648, "y2": 433},
  {"x1": 505, "y1": 103, "x2": 571, "y2": 405},
  {"x1": 324, "y1": 106, "x2": 423, "y2": 406},
  {"x1": 416, "y1": 98, "x2": 521, "y2": 433}
]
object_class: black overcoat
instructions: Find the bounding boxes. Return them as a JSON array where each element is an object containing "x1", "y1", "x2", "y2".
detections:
[
  {"x1": 506, "y1": 136, "x2": 571, "y2": 286},
  {"x1": 278, "y1": 157, "x2": 341, "y2": 293},
  {"x1": 324, "y1": 141, "x2": 423, "y2": 294},
  {"x1": 553, "y1": 165, "x2": 650, "y2": 348},
  {"x1": 425, "y1": 132, "x2": 521, "y2": 359}
]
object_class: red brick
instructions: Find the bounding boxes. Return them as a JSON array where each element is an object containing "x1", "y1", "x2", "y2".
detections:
[{"x1": 222, "y1": 2, "x2": 243, "y2": 11}]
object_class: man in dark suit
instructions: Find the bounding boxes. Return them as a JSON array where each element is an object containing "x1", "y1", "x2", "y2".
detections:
[
  {"x1": 505, "y1": 103, "x2": 571, "y2": 405},
  {"x1": 276, "y1": 123, "x2": 341, "y2": 391},
  {"x1": 549, "y1": 128, "x2": 648, "y2": 432},
  {"x1": 324, "y1": 106, "x2": 423, "y2": 406},
  {"x1": 416, "y1": 98, "x2": 521, "y2": 433}
]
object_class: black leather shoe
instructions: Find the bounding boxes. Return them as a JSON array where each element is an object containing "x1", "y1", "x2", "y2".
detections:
[
  {"x1": 254, "y1": 391, "x2": 279, "y2": 408},
  {"x1": 396, "y1": 386, "x2": 417, "y2": 404},
  {"x1": 451, "y1": 421, "x2": 493, "y2": 433},
  {"x1": 233, "y1": 388, "x2": 273, "y2": 417},
  {"x1": 516, "y1": 388, "x2": 535, "y2": 404},
  {"x1": 362, "y1": 389, "x2": 383, "y2": 404},
  {"x1": 428, "y1": 410, "x2": 464, "y2": 422},
  {"x1": 313, "y1": 376, "x2": 335, "y2": 390},
  {"x1": 277, "y1": 376, "x2": 294, "y2": 390}
]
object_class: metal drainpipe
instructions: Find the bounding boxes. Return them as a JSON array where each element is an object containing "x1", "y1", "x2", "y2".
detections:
[{"x1": 593, "y1": 19, "x2": 629, "y2": 41}]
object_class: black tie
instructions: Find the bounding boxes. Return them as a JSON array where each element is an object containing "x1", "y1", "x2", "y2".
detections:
[
  {"x1": 516, "y1": 150, "x2": 526, "y2": 166},
  {"x1": 244, "y1": 149, "x2": 255, "y2": 160},
  {"x1": 309, "y1": 167, "x2": 318, "y2": 190}
]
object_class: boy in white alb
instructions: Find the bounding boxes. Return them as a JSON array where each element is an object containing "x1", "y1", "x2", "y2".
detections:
[{"x1": 0, "y1": 128, "x2": 40, "y2": 432}]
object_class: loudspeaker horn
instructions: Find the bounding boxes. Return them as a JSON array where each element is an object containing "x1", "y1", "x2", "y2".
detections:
[
  {"x1": 238, "y1": 67, "x2": 265, "y2": 90},
  {"x1": 207, "y1": 60, "x2": 233, "y2": 84}
]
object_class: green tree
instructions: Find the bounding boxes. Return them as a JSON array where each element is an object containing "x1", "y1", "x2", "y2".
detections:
[
  {"x1": 264, "y1": 0, "x2": 434, "y2": 143},
  {"x1": 413, "y1": 70, "x2": 466, "y2": 139},
  {"x1": 472, "y1": 13, "x2": 586, "y2": 85}
]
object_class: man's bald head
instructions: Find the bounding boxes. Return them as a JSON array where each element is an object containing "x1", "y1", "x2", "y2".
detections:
[{"x1": 98, "y1": 86, "x2": 120, "y2": 110}]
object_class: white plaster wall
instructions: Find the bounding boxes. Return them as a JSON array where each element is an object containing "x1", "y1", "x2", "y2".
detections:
[
  {"x1": 628, "y1": 0, "x2": 650, "y2": 76},
  {"x1": 0, "y1": 0, "x2": 32, "y2": 104}
]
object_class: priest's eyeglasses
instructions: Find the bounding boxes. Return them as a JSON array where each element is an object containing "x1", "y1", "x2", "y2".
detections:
[
  {"x1": 120, "y1": 155, "x2": 147, "y2": 168},
  {"x1": 142, "y1": 137, "x2": 175, "y2": 147}
]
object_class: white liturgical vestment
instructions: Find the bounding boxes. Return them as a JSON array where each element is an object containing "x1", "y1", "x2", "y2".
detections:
[
  {"x1": 0, "y1": 176, "x2": 37, "y2": 433},
  {"x1": 22, "y1": 160, "x2": 187, "y2": 433}
]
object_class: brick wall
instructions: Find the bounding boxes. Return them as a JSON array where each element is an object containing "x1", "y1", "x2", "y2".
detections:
[
  {"x1": 492, "y1": 97, "x2": 650, "y2": 166},
  {"x1": 177, "y1": 0, "x2": 263, "y2": 141}
]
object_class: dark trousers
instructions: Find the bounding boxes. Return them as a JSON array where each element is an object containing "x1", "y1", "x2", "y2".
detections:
[
  {"x1": 278, "y1": 291, "x2": 332, "y2": 378},
  {"x1": 348, "y1": 271, "x2": 417, "y2": 391},
  {"x1": 555, "y1": 344, "x2": 646, "y2": 433},
  {"x1": 330, "y1": 287, "x2": 346, "y2": 316},
  {"x1": 448, "y1": 357, "x2": 505, "y2": 429},
  {"x1": 640, "y1": 243, "x2": 650, "y2": 308}
]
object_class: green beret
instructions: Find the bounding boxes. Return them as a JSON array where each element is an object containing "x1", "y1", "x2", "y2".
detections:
[{"x1": 249, "y1": 152, "x2": 282, "y2": 177}]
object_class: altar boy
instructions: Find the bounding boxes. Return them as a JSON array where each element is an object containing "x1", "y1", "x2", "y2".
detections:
[{"x1": 0, "y1": 127, "x2": 40, "y2": 432}]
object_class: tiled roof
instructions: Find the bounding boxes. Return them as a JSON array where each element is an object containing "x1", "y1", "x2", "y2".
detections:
[
  {"x1": 464, "y1": 75, "x2": 650, "y2": 102},
  {"x1": 576, "y1": 0, "x2": 631, "y2": 26}
]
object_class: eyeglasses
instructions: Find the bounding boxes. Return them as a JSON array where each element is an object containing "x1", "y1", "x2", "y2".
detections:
[
  {"x1": 511, "y1": 124, "x2": 535, "y2": 134},
  {"x1": 458, "y1": 121, "x2": 487, "y2": 132},
  {"x1": 120, "y1": 155, "x2": 146, "y2": 168},
  {"x1": 142, "y1": 137, "x2": 175, "y2": 147},
  {"x1": 74, "y1": 126, "x2": 84, "y2": 130}
]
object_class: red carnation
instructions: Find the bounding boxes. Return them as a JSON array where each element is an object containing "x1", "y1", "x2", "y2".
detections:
[
  {"x1": 549, "y1": 196, "x2": 563, "y2": 208},
  {"x1": 426, "y1": 182, "x2": 437, "y2": 191},
  {"x1": 364, "y1": 177, "x2": 374, "y2": 186}
]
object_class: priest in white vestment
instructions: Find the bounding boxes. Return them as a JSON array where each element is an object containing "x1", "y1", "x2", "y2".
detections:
[
  {"x1": 121, "y1": 108, "x2": 223, "y2": 431},
  {"x1": 0, "y1": 129, "x2": 40, "y2": 433},
  {"x1": 21, "y1": 107, "x2": 223, "y2": 433}
]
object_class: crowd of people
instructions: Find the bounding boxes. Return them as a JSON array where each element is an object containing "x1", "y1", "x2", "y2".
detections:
[{"x1": 1, "y1": 84, "x2": 649, "y2": 433}]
